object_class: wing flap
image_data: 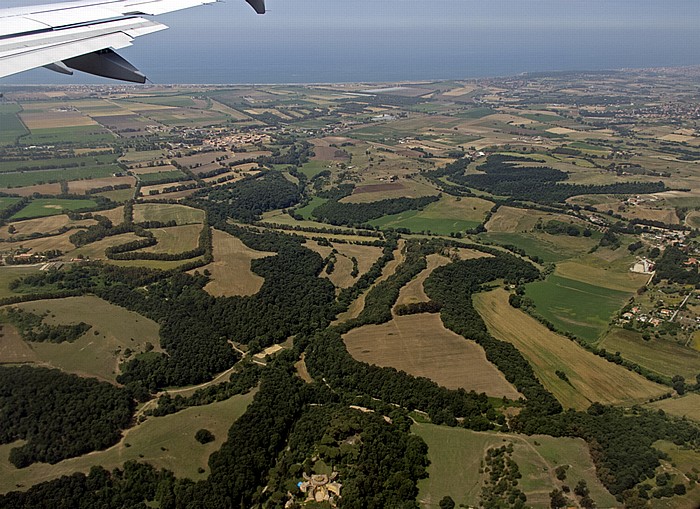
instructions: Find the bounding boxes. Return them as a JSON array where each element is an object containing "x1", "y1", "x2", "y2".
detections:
[{"x1": 0, "y1": 18, "x2": 165, "y2": 79}]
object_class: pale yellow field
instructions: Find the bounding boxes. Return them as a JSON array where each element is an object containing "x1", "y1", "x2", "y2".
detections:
[
  {"x1": 7, "y1": 296, "x2": 161, "y2": 383},
  {"x1": 19, "y1": 112, "x2": 98, "y2": 129},
  {"x1": 396, "y1": 254, "x2": 451, "y2": 307},
  {"x1": 67, "y1": 176, "x2": 135, "y2": 195},
  {"x1": 141, "y1": 224, "x2": 202, "y2": 254},
  {"x1": 70, "y1": 233, "x2": 140, "y2": 260},
  {"x1": 133, "y1": 203, "x2": 204, "y2": 225},
  {"x1": 307, "y1": 241, "x2": 384, "y2": 289},
  {"x1": 1, "y1": 215, "x2": 96, "y2": 239},
  {"x1": 196, "y1": 229, "x2": 272, "y2": 297},
  {"x1": 344, "y1": 313, "x2": 521, "y2": 399},
  {"x1": 96, "y1": 205, "x2": 125, "y2": 224},
  {"x1": 473, "y1": 288, "x2": 668, "y2": 410},
  {"x1": 645, "y1": 394, "x2": 700, "y2": 422},
  {"x1": 0, "y1": 231, "x2": 77, "y2": 254},
  {"x1": 0, "y1": 391, "x2": 255, "y2": 494},
  {"x1": 554, "y1": 260, "x2": 648, "y2": 293}
]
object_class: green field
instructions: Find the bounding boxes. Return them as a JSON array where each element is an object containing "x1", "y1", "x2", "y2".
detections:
[
  {"x1": 296, "y1": 196, "x2": 328, "y2": 219},
  {"x1": 19, "y1": 126, "x2": 114, "y2": 146},
  {"x1": 0, "y1": 165, "x2": 120, "y2": 189},
  {"x1": 413, "y1": 423, "x2": 616, "y2": 509},
  {"x1": 96, "y1": 188, "x2": 135, "y2": 203},
  {"x1": 0, "y1": 107, "x2": 28, "y2": 145},
  {"x1": 480, "y1": 232, "x2": 598, "y2": 263},
  {"x1": 0, "y1": 197, "x2": 22, "y2": 211},
  {"x1": 11, "y1": 199, "x2": 98, "y2": 219},
  {"x1": 0, "y1": 153, "x2": 117, "y2": 173},
  {"x1": 0, "y1": 391, "x2": 255, "y2": 493},
  {"x1": 0, "y1": 266, "x2": 40, "y2": 299},
  {"x1": 599, "y1": 328, "x2": 700, "y2": 379},
  {"x1": 299, "y1": 160, "x2": 331, "y2": 178},
  {"x1": 526, "y1": 274, "x2": 631, "y2": 342},
  {"x1": 369, "y1": 196, "x2": 490, "y2": 235}
]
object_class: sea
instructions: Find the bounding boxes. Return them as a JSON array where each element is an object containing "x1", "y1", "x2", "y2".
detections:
[{"x1": 4, "y1": 0, "x2": 700, "y2": 85}]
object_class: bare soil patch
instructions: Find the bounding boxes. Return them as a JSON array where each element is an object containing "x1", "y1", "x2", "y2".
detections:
[{"x1": 344, "y1": 313, "x2": 521, "y2": 399}]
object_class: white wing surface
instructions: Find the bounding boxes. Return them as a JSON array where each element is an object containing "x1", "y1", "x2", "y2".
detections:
[{"x1": 0, "y1": 0, "x2": 265, "y2": 82}]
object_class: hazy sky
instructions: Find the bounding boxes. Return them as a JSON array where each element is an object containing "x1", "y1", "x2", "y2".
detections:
[{"x1": 4, "y1": 0, "x2": 700, "y2": 84}]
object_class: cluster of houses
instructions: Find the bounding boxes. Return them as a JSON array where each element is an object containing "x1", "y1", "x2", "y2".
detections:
[{"x1": 620, "y1": 305, "x2": 665, "y2": 327}]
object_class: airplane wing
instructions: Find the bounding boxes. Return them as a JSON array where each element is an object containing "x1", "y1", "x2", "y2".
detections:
[{"x1": 0, "y1": 0, "x2": 265, "y2": 83}]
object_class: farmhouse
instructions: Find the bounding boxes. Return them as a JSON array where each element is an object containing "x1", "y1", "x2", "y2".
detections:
[{"x1": 631, "y1": 258, "x2": 655, "y2": 274}]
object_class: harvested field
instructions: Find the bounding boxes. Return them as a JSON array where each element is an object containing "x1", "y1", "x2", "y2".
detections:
[
  {"x1": 307, "y1": 241, "x2": 383, "y2": 289},
  {"x1": 97, "y1": 205, "x2": 125, "y2": 224},
  {"x1": 19, "y1": 111, "x2": 97, "y2": 129},
  {"x1": 70, "y1": 233, "x2": 140, "y2": 260},
  {"x1": 473, "y1": 288, "x2": 667, "y2": 410},
  {"x1": 9, "y1": 296, "x2": 161, "y2": 383},
  {"x1": 0, "y1": 391, "x2": 254, "y2": 493},
  {"x1": 645, "y1": 394, "x2": 700, "y2": 422},
  {"x1": 6, "y1": 183, "x2": 62, "y2": 196},
  {"x1": 344, "y1": 313, "x2": 521, "y2": 398},
  {"x1": 486, "y1": 206, "x2": 566, "y2": 233},
  {"x1": 1, "y1": 215, "x2": 96, "y2": 239},
  {"x1": 0, "y1": 231, "x2": 77, "y2": 254},
  {"x1": 0, "y1": 323, "x2": 37, "y2": 364},
  {"x1": 554, "y1": 260, "x2": 647, "y2": 293},
  {"x1": 67, "y1": 176, "x2": 135, "y2": 195},
  {"x1": 133, "y1": 203, "x2": 204, "y2": 225},
  {"x1": 129, "y1": 164, "x2": 178, "y2": 175},
  {"x1": 395, "y1": 254, "x2": 451, "y2": 307},
  {"x1": 195, "y1": 229, "x2": 272, "y2": 297}
]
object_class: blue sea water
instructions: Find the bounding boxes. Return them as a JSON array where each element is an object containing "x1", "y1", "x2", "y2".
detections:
[{"x1": 4, "y1": 0, "x2": 700, "y2": 84}]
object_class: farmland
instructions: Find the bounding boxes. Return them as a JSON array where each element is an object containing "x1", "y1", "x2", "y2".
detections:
[
  {"x1": 343, "y1": 313, "x2": 521, "y2": 398},
  {"x1": 0, "y1": 391, "x2": 255, "y2": 494},
  {"x1": 414, "y1": 423, "x2": 617, "y2": 509},
  {"x1": 133, "y1": 203, "x2": 205, "y2": 225},
  {"x1": 197, "y1": 229, "x2": 272, "y2": 297},
  {"x1": 473, "y1": 288, "x2": 667, "y2": 409},
  {"x1": 395, "y1": 253, "x2": 452, "y2": 306},
  {"x1": 6, "y1": 296, "x2": 161, "y2": 383},
  {"x1": 11, "y1": 199, "x2": 99, "y2": 220},
  {"x1": 599, "y1": 328, "x2": 700, "y2": 379},
  {"x1": 525, "y1": 274, "x2": 632, "y2": 342}
]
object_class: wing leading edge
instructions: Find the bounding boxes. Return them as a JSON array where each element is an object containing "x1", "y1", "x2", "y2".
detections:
[{"x1": 0, "y1": 0, "x2": 265, "y2": 83}]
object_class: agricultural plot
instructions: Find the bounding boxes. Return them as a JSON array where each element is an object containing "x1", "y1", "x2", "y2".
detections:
[
  {"x1": 526, "y1": 274, "x2": 632, "y2": 342},
  {"x1": 0, "y1": 107, "x2": 28, "y2": 145},
  {"x1": 0, "y1": 231, "x2": 77, "y2": 255},
  {"x1": 554, "y1": 260, "x2": 647, "y2": 293},
  {"x1": 414, "y1": 424, "x2": 616, "y2": 509},
  {"x1": 11, "y1": 199, "x2": 98, "y2": 220},
  {"x1": 369, "y1": 195, "x2": 490, "y2": 235},
  {"x1": 8, "y1": 296, "x2": 161, "y2": 383},
  {"x1": 19, "y1": 125, "x2": 114, "y2": 146},
  {"x1": 296, "y1": 197, "x2": 328, "y2": 219},
  {"x1": 395, "y1": 254, "x2": 452, "y2": 307},
  {"x1": 344, "y1": 313, "x2": 521, "y2": 399},
  {"x1": 0, "y1": 166, "x2": 120, "y2": 189},
  {"x1": 0, "y1": 391, "x2": 255, "y2": 494},
  {"x1": 70, "y1": 233, "x2": 140, "y2": 260},
  {"x1": 0, "y1": 267, "x2": 40, "y2": 299},
  {"x1": 306, "y1": 241, "x2": 383, "y2": 290},
  {"x1": 646, "y1": 394, "x2": 700, "y2": 422},
  {"x1": 137, "y1": 169, "x2": 187, "y2": 184},
  {"x1": 0, "y1": 197, "x2": 22, "y2": 212},
  {"x1": 1, "y1": 214, "x2": 96, "y2": 239},
  {"x1": 473, "y1": 289, "x2": 667, "y2": 410},
  {"x1": 196, "y1": 229, "x2": 272, "y2": 297},
  {"x1": 133, "y1": 203, "x2": 204, "y2": 225},
  {"x1": 67, "y1": 176, "x2": 135, "y2": 195},
  {"x1": 598, "y1": 328, "x2": 700, "y2": 379},
  {"x1": 140, "y1": 224, "x2": 202, "y2": 254}
]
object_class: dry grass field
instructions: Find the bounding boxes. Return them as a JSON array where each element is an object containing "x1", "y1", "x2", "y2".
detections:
[
  {"x1": 96, "y1": 205, "x2": 125, "y2": 224},
  {"x1": 67, "y1": 176, "x2": 135, "y2": 195},
  {"x1": 485, "y1": 206, "x2": 585, "y2": 233},
  {"x1": 70, "y1": 233, "x2": 140, "y2": 260},
  {"x1": 414, "y1": 424, "x2": 617, "y2": 509},
  {"x1": 0, "y1": 391, "x2": 255, "y2": 494},
  {"x1": 306, "y1": 241, "x2": 383, "y2": 289},
  {"x1": 0, "y1": 215, "x2": 96, "y2": 239},
  {"x1": 334, "y1": 240, "x2": 406, "y2": 323},
  {"x1": 7, "y1": 184, "x2": 63, "y2": 196},
  {"x1": 473, "y1": 288, "x2": 668, "y2": 409},
  {"x1": 141, "y1": 224, "x2": 202, "y2": 255},
  {"x1": 133, "y1": 203, "x2": 204, "y2": 225},
  {"x1": 343, "y1": 313, "x2": 521, "y2": 399},
  {"x1": 395, "y1": 254, "x2": 451, "y2": 307},
  {"x1": 196, "y1": 229, "x2": 272, "y2": 297},
  {"x1": 19, "y1": 111, "x2": 97, "y2": 129},
  {"x1": 0, "y1": 231, "x2": 77, "y2": 254},
  {"x1": 645, "y1": 394, "x2": 700, "y2": 422},
  {"x1": 554, "y1": 260, "x2": 648, "y2": 293},
  {"x1": 7, "y1": 296, "x2": 161, "y2": 383}
]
